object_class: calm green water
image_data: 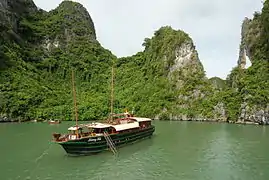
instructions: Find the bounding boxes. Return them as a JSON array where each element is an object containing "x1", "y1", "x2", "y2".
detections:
[{"x1": 1, "y1": 121, "x2": 269, "y2": 180}]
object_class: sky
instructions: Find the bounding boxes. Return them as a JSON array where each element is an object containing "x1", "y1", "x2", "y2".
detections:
[{"x1": 33, "y1": 0, "x2": 263, "y2": 79}]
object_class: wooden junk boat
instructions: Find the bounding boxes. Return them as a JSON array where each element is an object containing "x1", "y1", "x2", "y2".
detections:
[
  {"x1": 52, "y1": 68, "x2": 155, "y2": 155},
  {"x1": 52, "y1": 111, "x2": 155, "y2": 155}
]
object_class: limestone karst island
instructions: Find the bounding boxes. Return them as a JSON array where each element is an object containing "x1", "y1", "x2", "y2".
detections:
[
  {"x1": 0, "y1": 0, "x2": 269, "y2": 179},
  {"x1": 0, "y1": 0, "x2": 268, "y2": 124}
]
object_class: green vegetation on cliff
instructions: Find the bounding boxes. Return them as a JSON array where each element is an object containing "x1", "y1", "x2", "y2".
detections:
[
  {"x1": 209, "y1": 77, "x2": 227, "y2": 90},
  {"x1": 0, "y1": 1, "x2": 115, "y2": 121},
  {"x1": 114, "y1": 26, "x2": 217, "y2": 120},
  {"x1": 115, "y1": 27, "x2": 194, "y2": 117}
]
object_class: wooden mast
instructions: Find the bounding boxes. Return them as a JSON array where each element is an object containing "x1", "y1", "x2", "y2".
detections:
[
  {"x1": 110, "y1": 65, "x2": 114, "y2": 122},
  {"x1": 71, "y1": 70, "x2": 79, "y2": 131}
]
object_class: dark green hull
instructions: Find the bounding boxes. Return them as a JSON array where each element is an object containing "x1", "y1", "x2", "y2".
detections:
[{"x1": 58, "y1": 126, "x2": 155, "y2": 155}]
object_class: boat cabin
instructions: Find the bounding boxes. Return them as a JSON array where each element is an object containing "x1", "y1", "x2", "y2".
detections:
[
  {"x1": 86, "y1": 123, "x2": 117, "y2": 135},
  {"x1": 83, "y1": 117, "x2": 152, "y2": 134},
  {"x1": 67, "y1": 126, "x2": 83, "y2": 139},
  {"x1": 129, "y1": 117, "x2": 152, "y2": 129}
]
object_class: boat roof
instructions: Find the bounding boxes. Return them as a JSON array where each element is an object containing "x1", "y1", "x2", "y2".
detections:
[
  {"x1": 131, "y1": 117, "x2": 152, "y2": 122},
  {"x1": 84, "y1": 122, "x2": 140, "y2": 131},
  {"x1": 67, "y1": 116, "x2": 152, "y2": 132},
  {"x1": 68, "y1": 126, "x2": 82, "y2": 131},
  {"x1": 85, "y1": 122, "x2": 111, "y2": 129},
  {"x1": 112, "y1": 122, "x2": 140, "y2": 131}
]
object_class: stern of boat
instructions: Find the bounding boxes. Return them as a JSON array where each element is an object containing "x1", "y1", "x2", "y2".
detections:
[{"x1": 52, "y1": 133, "x2": 70, "y2": 143}]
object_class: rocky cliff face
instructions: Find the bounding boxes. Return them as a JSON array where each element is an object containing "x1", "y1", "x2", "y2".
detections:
[
  {"x1": 0, "y1": 0, "x2": 37, "y2": 36},
  {"x1": 168, "y1": 40, "x2": 204, "y2": 88},
  {"x1": 42, "y1": 1, "x2": 97, "y2": 52},
  {"x1": 237, "y1": 16, "x2": 261, "y2": 68},
  {"x1": 168, "y1": 41, "x2": 201, "y2": 74},
  {"x1": 231, "y1": 7, "x2": 269, "y2": 124}
]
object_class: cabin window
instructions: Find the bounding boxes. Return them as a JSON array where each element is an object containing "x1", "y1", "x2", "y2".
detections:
[
  {"x1": 139, "y1": 121, "x2": 151, "y2": 128},
  {"x1": 70, "y1": 130, "x2": 76, "y2": 135},
  {"x1": 107, "y1": 128, "x2": 112, "y2": 134}
]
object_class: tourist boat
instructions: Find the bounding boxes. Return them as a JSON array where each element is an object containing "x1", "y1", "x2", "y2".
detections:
[
  {"x1": 52, "y1": 111, "x2": 155, "y2": 155},
  {"x1": 48, "y1": 119, "x2": 61, "y2": 124},
  {"x1": 52, "y1": 68, "x2": 155, "y2": 155}
]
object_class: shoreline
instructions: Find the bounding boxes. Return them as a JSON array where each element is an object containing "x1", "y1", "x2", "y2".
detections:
[
  {"x1": 0, "y1": 118, "x2": 266, "y2": 126},
  {"x1": 155, "y1": 119, "x2": 264, "y2": 125}
]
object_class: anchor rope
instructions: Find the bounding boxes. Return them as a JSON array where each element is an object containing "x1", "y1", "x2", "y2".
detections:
[
  {"x1": 34, "y1": 141, "x2": 52, "y2": 163},
  {"x1": 24, "y1": 141, "x2": 53, "y2": 180}
]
